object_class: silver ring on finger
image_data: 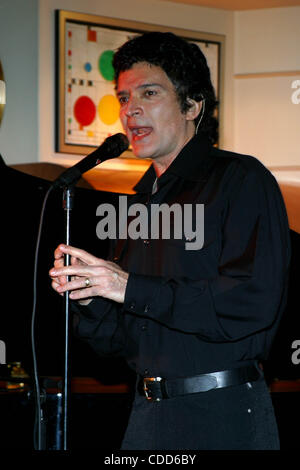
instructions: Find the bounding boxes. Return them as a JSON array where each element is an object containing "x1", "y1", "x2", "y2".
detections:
[{"x1": 84, "y1": 278, "x2": 91, "y2": 288}]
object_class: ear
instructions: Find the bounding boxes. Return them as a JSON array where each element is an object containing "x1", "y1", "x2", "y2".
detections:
[{"x1": 185, "y1": 98, "x2": 202, "y2": 121}]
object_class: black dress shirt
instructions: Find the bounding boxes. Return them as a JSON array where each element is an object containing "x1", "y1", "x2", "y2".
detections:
[{"x1": 73, "y1": 132, "x2": 291, "y2": 380}]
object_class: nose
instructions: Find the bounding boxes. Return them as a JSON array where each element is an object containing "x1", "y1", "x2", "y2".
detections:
[{"x1": 124, "y1": 97, "x2": 142, "y2": 118}]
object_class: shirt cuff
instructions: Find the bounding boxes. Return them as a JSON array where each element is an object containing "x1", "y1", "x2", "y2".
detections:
[{"x1": 123, "y1": 272, "x2": 162, "y2": 317}]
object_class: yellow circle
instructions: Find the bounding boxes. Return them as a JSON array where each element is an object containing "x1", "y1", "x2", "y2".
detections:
[{"x1": 98, "y1": 94, "x2": 120, "y2": 125}]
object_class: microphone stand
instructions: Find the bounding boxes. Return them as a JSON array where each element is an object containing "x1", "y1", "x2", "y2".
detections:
[
  {"x1": 62, "y1": 185, "x2": 75, "y2": 450},
  {"x1": 48, "y1": 135, "x2": 128, "y2": 450}
]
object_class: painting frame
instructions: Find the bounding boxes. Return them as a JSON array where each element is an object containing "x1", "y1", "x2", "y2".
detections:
[{"x1": 55, "y1": 9, "x2": 225, "y2": 155}]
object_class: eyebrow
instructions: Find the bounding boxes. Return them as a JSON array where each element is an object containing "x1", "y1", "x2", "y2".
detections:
[{"x1": 117, "y1": 83, "x2": 164, "y2": 96}]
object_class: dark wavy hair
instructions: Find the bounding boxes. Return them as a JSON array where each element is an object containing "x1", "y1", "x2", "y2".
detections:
[{"x1": 113, "y1": 31, "x2": 218, "y2": 144}]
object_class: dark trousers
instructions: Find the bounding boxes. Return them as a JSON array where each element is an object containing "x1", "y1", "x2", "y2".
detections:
[{"x1": 121, "y1": 377, "x2": 280, "y2": 450}]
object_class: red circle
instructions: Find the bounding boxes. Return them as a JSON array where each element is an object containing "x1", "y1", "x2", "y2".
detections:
[{"x1": 74, "y1": 96, "x2": 96, "y2": 127}]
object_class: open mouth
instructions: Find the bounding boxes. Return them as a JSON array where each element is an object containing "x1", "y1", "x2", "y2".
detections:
[{"x1": 130, "y1": 127, "x2": 152, "y2": 141}]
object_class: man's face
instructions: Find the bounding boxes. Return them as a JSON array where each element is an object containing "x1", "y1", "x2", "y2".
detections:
[{"x1": 116, "y1": 62, "x2": 196, "y2": 169}]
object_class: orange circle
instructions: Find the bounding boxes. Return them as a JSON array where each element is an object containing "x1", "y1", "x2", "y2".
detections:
[{"x1": 98, "y1": 94, "x2": 120, "y2": 125}]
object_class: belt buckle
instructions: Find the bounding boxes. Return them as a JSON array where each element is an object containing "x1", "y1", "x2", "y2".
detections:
[{"x1": 143, "y1": 376, "x2": 163, "y2": 401}]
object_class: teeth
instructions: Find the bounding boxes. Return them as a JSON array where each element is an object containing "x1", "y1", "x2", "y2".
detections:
[{"x1": 132, "y1": 127, "x2": 149, "y2": 135}]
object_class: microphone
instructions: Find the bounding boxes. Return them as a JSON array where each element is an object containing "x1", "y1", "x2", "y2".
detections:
[{"x1": 52, "y1": 133, "x2": 129, "y2": 188}]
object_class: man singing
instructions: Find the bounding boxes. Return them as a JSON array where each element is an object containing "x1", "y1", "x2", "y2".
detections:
[{"x1": 50, "y1": 32, "x2": 290, "y2": 450}]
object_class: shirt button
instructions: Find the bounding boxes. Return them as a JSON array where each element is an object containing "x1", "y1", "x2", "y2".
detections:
[
  {"x1": 144, "y1": 305, "x2": 150, "y2": 313},
  {"x1": 144, "y1": 369, "x2": 149, "y2": 376},
  {"x1": 141, "y1": 325, "x2": 147, "y2": 331},
  {"x1": 129, "y1": 302, "x2": 136, "y2": 310}
]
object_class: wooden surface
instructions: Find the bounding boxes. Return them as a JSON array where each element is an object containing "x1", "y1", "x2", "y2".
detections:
[
  {"x1": 10, "y1": 163, "x2": 300, "y2": 234},
  {"x1": 10, "y1": 159, "x2": 151, "y2": 194},
  {"x1": 235, "y1": 70, "x2": 300, "y2": 79},
  {"x1": 279, "y1": 183, "x2": 300, "y2": 234},
  {"x1": 10, "y1": 162, "x2": 93, "y2": 189},
  {"x1": 269, "y1": 380, "x2": 300, "y2": 393},
  {"x1": 83, "y1": 166, "x2": 148, "y2": 194},
  {"x1": 48, "y1": 377, "x2": 131, "y2": 395}
]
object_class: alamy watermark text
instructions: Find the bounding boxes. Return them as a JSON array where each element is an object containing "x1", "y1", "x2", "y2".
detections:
[{"x1": 96, "y1": 196, "x2": 204, "y2": 251}]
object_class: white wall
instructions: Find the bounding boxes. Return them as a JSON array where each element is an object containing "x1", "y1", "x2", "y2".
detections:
[
  {"x1": 233, "y1": 7, "x2": 300, "y2": 168},
  {"x1": 0, "y1": 0, "x2": 39, "y2": 164}
]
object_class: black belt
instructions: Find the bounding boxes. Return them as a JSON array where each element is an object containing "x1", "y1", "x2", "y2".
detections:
[{"x1": 138, "y1": 364, "x2": 262, "y2": 401}]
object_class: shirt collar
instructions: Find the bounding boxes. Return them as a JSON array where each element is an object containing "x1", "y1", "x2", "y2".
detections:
[{"x1": 134, "y1": 132, "x2": 213, "y2": 194}]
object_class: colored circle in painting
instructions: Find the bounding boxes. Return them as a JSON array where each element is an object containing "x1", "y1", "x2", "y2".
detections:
[
  {"x1": 74, "y1": 96, "x2": 96, "y2": 127},
  {"x1": 84, "y1": 62, "x2": 92, "y2": 72},
  {"x1": 98, "y1": 50, "x2": 115, "y2": 81},
  {"x1": 98, "y1": 94, "x2": 120, "y2": 125}
]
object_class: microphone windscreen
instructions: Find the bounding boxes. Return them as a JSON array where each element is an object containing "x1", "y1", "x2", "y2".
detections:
[{"x1": 104, "y1": 133, "x2": 129, "y2": 159}]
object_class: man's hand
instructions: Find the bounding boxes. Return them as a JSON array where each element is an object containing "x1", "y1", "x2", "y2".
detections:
[{"x1": 49, "y1": 244, "x2": 128, "y2": 305}]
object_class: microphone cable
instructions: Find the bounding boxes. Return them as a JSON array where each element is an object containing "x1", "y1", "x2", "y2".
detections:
[{"x1": 31, "y1": 183, "x2": 54, "y2": 450}]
